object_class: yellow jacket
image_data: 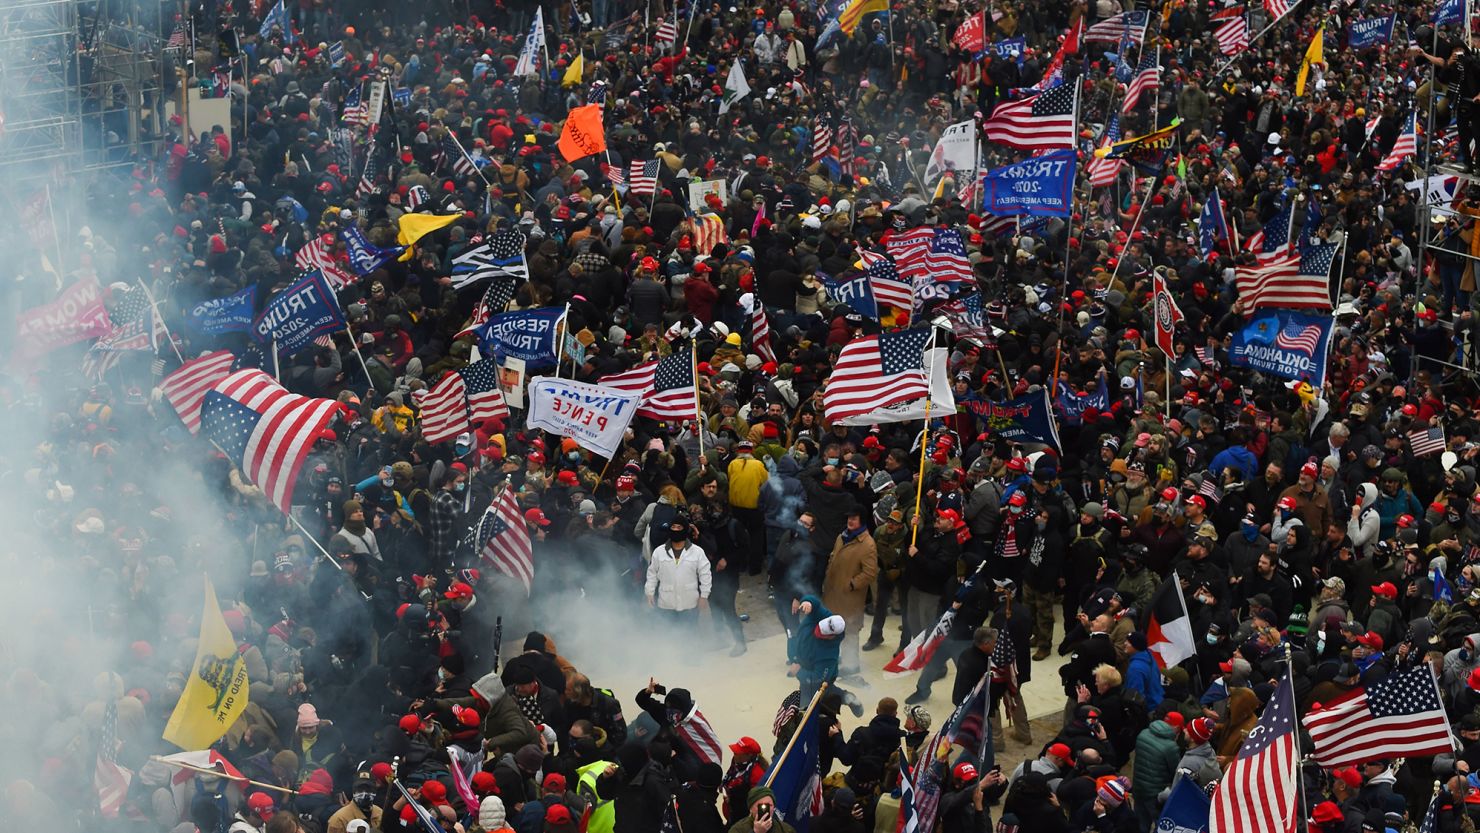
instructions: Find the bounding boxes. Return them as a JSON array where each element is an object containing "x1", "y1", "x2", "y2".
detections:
[
  {"x1": 727, "y1": 455, "x2": 769, "y2": 510},
  {"x1": 372, "y1": 403, "x2": 415, "y2": 434}
]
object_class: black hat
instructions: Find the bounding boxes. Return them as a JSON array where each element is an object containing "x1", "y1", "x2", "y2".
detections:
[{"x1": 500, "y1": 660, "x2": 537, "y2": 686}]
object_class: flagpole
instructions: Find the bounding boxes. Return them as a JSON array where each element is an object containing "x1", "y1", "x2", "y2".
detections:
[
  {"x1": 555, "y1": 302, "x2": 571, "y2": 378},
  {"x1": 341, "y1": 319, "x2": 376, "y2": 391},
  {"x1": 909, "y1": 334, "x2": 937, "y2": 549},
  {"x1": 138, "y1": 278, "x2": 187, "y2": 364},
  {"x1": 691, "y1": 338, "x2": 705, "y2": 459},
  {"x1": 1049, "y1": 86, "x2": 1082, "y2": 400},
  {"x1": 1213, "y1": 0, "x2": 1302, "y2": 76},
  {"x1": 149, "y1": 757, "x2": 299, "y2": 794},
  {"x1": 271, "y1": 337, "x2": 281, "y2": 380},
  {"x1": 764, "y1": 683, "x2": 829, "y2": 788},
  {"x1": 449, "y1": 130, "x2": 496, "y2": 193},
  {"x1": 45, "y1": 184, "x2": 66, "y2": 291}
]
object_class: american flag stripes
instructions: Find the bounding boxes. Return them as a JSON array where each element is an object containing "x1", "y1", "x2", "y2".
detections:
[
  {"x1": 1208, "y1": 668, "x2": 1299, "y2": 833},
  {"x1": 1235, "y1": 243, "x2": 1337, "y2": 310},
  {"x1": 419, "y1": 358, "x2": 511, "y2": 444},
  {"x1": 1121, "y1": 47, "x2": 1160, "y2": 114},
  {"x1": 474, "y1": 486, "x2": 534, "y2": 594},
  {"x1": 837, "y1": 119, "x2": 858, "y2": 178},
  {"x1": 1409, "y1": 426, "x2": 1447, "y2": 457},
  {"x1": 1084, "y1": 10, "x2": 1149, "y2": 44},
  {"x1": 161, "y1": 351, "x2": 235, "y2": 434},
  {"x1": 450, "y1": 228, "x2": 529, "y2": 289},
  {"x1": 95, "y1": 699, "x2": 132, "y2": 818},
  {"x1": 1302, "y1": 666, "x2": 1452, "y2": 766},
  {"x1": 923, "y1": 229, "x2": 973, "y2": 283},
  {"x1": 1247, "y1": 201, "x2": 1294, "y2": 261},
  {"x1": 341, "y1": 84, "x2": 370, "y2": 125},
  {"x1": 982, "y1": 83, "x2": 1078, "y2": 150},
  {"x1": 885, "y1": 228, "x2": 934, "y2": 275},
  {"x1": 938, "y1": 293, "x2": 993, "y2": 346},
  {"x1": 692, "y1": 214, "x2": 728, "y2": 256},
  {"x1": 1264, "y1": 0, "x2": 1291, "y2": 21},
  {"x1": 811, "y1": 119, "x2": 834, "y2": 165},
  {"x1": 674, "y1": 708, "x2": 724, "y2": 766},
  {"x1": 166, "y1": 20, "x2": 188, "y2": 51},
  {"x1": 897, "y1": 750, "x2": 919, "y2": 833},
  {"x1": 406, "y1": 185, "x2": 432, "y2": 212},
  {"x1": 598, "y1": 352, "x2": 699, "y2": 421},
  {"x1": 823, "y1": 328, "x2": 932, "y2": 424},
  {"x1": 1273, "y1": 321, "x2": 1324, "y2": 353},
  {"x1": 751, "y1": 305, "x2": 776, "y2": 363},
  {"x1": 456, "y1": 278, "x2": 520, "y2": 339},
  {"x1": 1213, "y1": 14, "x2": 1249, "y2": 55},
  {"x1": 603, "y1": 163, "x2": 627, "y2": 189},
  {"x1": 866, "y1": 258, "x2": 914, "y2": 310},
  {"x1": 655, "y1": 19, "x2": 679, "y2": 50},
  {"x1": 442, "y1": 134, "x2": 476, "y2": 177},
  {"x1": 1087, "y1": 116, "x2": 1124, "y2": 187},
  {"x1": 201, "y1": 369, "x2": 342, "y2": 514},
  {"x1": 1378, "y1": 112, "x2": 1418, "y2": 172},
  {"x1": 356, "y1": 146, "x2": 382, "y2": 198},
  {"x1": 83, "y1": 285, "x2": 166, "y2": 380},
  {"x1": 628, "y1": 159, "x2": 661, "y2": 196},
  {"x1": 885, "y1": 608, "x2": 956, "y2": 676},
  {"x1": 296, "y1": 234, "x2": 356, "y2": 289}
]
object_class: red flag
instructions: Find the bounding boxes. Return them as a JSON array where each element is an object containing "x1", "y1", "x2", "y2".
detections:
[
  {"x1": 1152, "y1": 270, "x2": 1183, "y2": 358},
  {"x1": 885, "y1": 610, "x2": 955, "y2": 676},
  {"x1": 950, "y1": 11, "x2": 986, "y2": 53}
]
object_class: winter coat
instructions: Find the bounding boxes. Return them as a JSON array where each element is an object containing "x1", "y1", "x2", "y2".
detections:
[
  {"x1": 1130, "y1": 721, "x2": 1181, "y2": 802},
  {"x1": 1123, "y1": 650, "x2": 1164, "y2": 710},
  {"x1": 645, "y1": 540, "x2": 713, "y2": 611},
  {"x1": 1346, "y1": 483, "x2": 1380, "y2": 555},
  {"x1": 1174, "y1": 743, "x2": 1222, "y2": 788},
  {"x1": 822, "y1": 531, "x2": 879, "y2": 627},
  {"x1": 788, "y1": 594, "x2": 842, "y2": 681}
]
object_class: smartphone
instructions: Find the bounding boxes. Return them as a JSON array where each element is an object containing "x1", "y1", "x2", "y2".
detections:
[{"x1": 758, "y1": 805, "x2": 772, "y2": 822}]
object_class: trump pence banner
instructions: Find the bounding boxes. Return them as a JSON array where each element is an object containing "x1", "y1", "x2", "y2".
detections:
[{"x1": 526, "y1": 377, "x2": 642, "y2": 459}]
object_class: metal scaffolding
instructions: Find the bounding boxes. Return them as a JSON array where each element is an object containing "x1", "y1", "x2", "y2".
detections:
[{"x1": 0, "y1": 0, "x2": 83, "y2": 184}]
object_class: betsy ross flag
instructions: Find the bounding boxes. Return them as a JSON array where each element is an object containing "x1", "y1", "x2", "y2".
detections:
[
  {"x1": 823, "y1": 329, "x2": 932, "y2": 424},
  {"x1": 885, "y1": 606, "x2": 955, "y2": 676},
  {"x1": 160, "y1": 351, "x2": 235, "y2": 434},
  {"x1": 1302, "y1": 665, "x2": 1453, "y2": 766},
  {"x1": 1198, "y1": 188, "x2": 1230, "y2": 258},
  {"x1": 983, "y1": 83, "x2": 1078, "y2": 150},
  {"x1": 1121, "y1": 47, "x2": 1160, "y2": 113},
  {"x1": 1235, "y1": 242, "x2": 1338, "y2": 310},
  {"x1": 451, "y1": 228, "x2": 529, "y2": 289},
  {"x1": 599, "y1": 352, "x2": 699, "y2": 421},
  {"x1": 1378, "y1": 112, "x2": 1419, "y2": 171},
  {"x1": 201, "y1": 370, "x2": 341, "y2": 515},
  {"x1": 95, "y1": 698, "x2": 132, "y2": 817},
  {"x1": 419, "y1": 358, "x2": 510, "y2": 445},
  {"x1": 1143, "y1": 575, "x2": 1196, "y2": 669},
  {"x1": 1209, "y1": 667, "x2": 1299, "y2": 833},
  {"x1": 1409, "y1": 426, "x2": 1446, "y2": 457},
  {"x1": 1084, "y1": 10, "x2": 1148, "y2": 44},
  {"x1": 472, "y1": 486, "x2": 534, "y2": 594},
  {"x1": 628, "y1": 159, "x2": 661, "y2": 196}
]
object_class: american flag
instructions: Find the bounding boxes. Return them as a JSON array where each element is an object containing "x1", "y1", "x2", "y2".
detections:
[
  {"x1": 473, "y1": 486, "x2": 534, "y2": 594},
  {"x1": 938, "y1": 293, "x2": 993, "y2": 346},
  {"x1": 885, "y1": 228, "x2": 934, "y2": 275},
  {"x1": 457, "y1": 278, "x2": 520, "y2": 339},
  {"x1": 1264, "y1": 0, "x2": 1292, "y2": 21},
  {"x1": 838, "y1": 119, "x2": 858, "y2": 178},
  {"x1": 419, "y1": 358, "x2": 510, "y2": 444},
  {"x1": 990, "y1": 623, "x2": 1020, "y2": 714},
  {"x1": 1302, "y1": 666, "x2": 1452, "y2": 766},
  {"x1": 1084, "y1": 10, "x2": 1148, "y2": 44},
  {"x1": 1274, "y1": 321, "x2": 1324, "y2": 353},
  {"x1": 201, "y1": 369, "x2": 342, "y2": 514},
  {"x1": 1121, "y1": 46, "x2": 1160, "y2": 113},
  {"x1": 603, "y1": 162, "x2": 627, "y2": 189},
  {"x1": 655, "y1": 19, "x2": 679, "y2": 50},
  {"x1": 451, "y1": 228, "x2": 529, "y2": 289},
  {"x1": 1408, "y1": 426, "x2": 1447, "y2": 457},
  {"x1": 406, "y1": 184, "x2": 432, "y2": 211},
  {"x1": 1209, "y1": 669, "x2": 1299, "y2": 833},
  {"x1": 811, "y1": 120, "x2": 834, "y2": 165},
  {"x1": 675, "y1": 707, "x2": 724, "y2": 766},
  {"x1": 923, "y1": 228, "x2": 973, "y2": 283},
  {"x1": 823, "y1": 328, "x2": 932, "y2": 423},
  {"x1": 599, "y1": 352, "x2": 698, "y2": 421},
  {"x1": 166, "y1": 20, "x2": 188, "y2": 51},
  {"x1": 83, "y1": 285, "x2": 165, "y2": 380},
  {"x1": 1198, "y1": 477, "x2": 1224, "y2": 504},
  {"x1": 1419, "y1": 786, "x2": 1443, "y2": 833},
  {"x1": 442, "y1": 134, "x2": 476, "y2": 177},
  {"x1": 629, "y1": 159, "x2": 661, "y2": 196},
  {"x1": 692, "y1": 213, "x2": 728, "y2": 256},
  {"x1": 95, "y1": 698, "x2": 132, "y2": 818},
  {"x1": 1087, "y1": 115, "x2": 1124, "y2": 187},
  {"x1": 295, "y1": 234, "x2": 356, "y2": 289},
  {"x1": 1378, "y1": 111, "x2": 1418, "y2": 171},
  {"x1": 1235, "y1": 243, "x2": 1337, "y2": 310},
  {"x1": 587, "y1": 81, "x2": 609, "y2": 104},
  {"x1": 897, "y1": 747, "x2": 919, "y2": 833},
  {"x1": 1213, "y1": 14, "x2": 1249, "y2": 55},
  {"x1": 356, "y1": 146, "x2": 382, "y2": 198},
  {"x1": 161, "y1": 351, "x2": 235, "y2": 434},
  {"x1": 982, "y1": 82, "x2": 1078, "y2": 150},
  {"x1": 866, "y1": 258, "x2": 914, "y2": 310},
  {"x1": 1247, "y1": 201, "x2": 1293, "y2": 261},
  {"x1": 341, "y1": 84, "x2": 370, "y2": 125},
  {"x1": 886, "y1": 609, "x2": 956, "y2": 677},
  {"x1": 751, "y1": 305, "x2": 776, "y2": 363}
]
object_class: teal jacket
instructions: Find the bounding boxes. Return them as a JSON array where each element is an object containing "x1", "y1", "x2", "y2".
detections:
[
  {"x1": 1131, "y1": 720, "x2": 1182, "y2": 800},
  {"x1": 787, "y1": 594, "x2": 841, "y2": 681}
]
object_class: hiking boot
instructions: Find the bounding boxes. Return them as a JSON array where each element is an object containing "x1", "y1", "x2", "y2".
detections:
[
  {"x1": 1032, "y1": 647, "x2": 1051, "y2": 662},
  {"x1": 862, "y1": 636, "x2": 884, "y2": 651},
  {"x1": 905, "y1": 690, "x2": 930, "y2": 705}
]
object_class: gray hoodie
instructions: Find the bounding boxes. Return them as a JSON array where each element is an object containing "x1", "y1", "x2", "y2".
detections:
[
  {"x1": 1347, "y1": 483, "x2": 1380, "y2": 554},
  {"x1": 1442, "y1": 632, "x2": 1480, "y2": 701}
]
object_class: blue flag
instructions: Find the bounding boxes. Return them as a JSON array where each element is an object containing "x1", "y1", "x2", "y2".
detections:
[
  {"x1": 1055, "y1": 374, "x2": 1110, "y2": 425},
  {"x1": 327, "y1": 40, "x2": 345, "y2": 65},
  {"x1": 393, "y1": 87, "x2": 412, "y2": 106},
  {"x1": 1157, "y1": 777, "x2": 1211, "y2": 833},
  {"x1": 1229, "y1": 309, "x2": 1333, "y2": 388},
  {"x1": 987, "y1": 36, "x2": 1026, "y2": 64},
  {"x1": 819, "y1": 273, "x2": 878, "y2": 319},
  {"x1": 1436, "y1": 0, "x2": 1463, "y2": 26},
  {"x1": 1198, "y1": 188, "x2": 1228, "y2": 259},
  {"x1": 188, "y1": 285, "x2": 257, "y2": 336},
  {"x1": 1347, "y1": 14, "x2": 1395, "y2": 49},
  {"x1": 259, "y1": 0, "x2": 296, "y2": 43},
  {"x1": 982, "y1": 149, "x2": 1076, "y2": 217},
  {"x1": 252, "y1": 271, "x2": 344, "y2": 357},
  {"x1": 963, "y1": 389, "x2": 1062, "y2": 452},
  {"x1": 474, "y1": 307, "x2": 564, "y2": 369},
  {"x1": 341, "y1": 225, "x2": 404, "y2": 275},
  {"x1": 764, "y1": 702, "x2": 823, "y2": 832},
  {"x1": 1434, "y1": 566, "x2": 1455, "y2": 605}
]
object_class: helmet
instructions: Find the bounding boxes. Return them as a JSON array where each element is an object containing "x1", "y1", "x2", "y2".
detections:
[
  {"x1": 869, "y1": 470, "x2": 895, "y2": 494},
  {"x1": 711, "y1": 321, "x2": 730, "y2": 338}
]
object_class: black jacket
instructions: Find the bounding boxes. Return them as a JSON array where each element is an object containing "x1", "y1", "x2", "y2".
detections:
[{"x1": 1060, "y1": 632, "x2": 1117, "y2": 697}]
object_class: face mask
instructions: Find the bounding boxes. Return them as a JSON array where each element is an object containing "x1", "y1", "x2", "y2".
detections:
[
  {"x1": 669, "y1": 529, "x2": 688, "y2": 543},
  {"x1": 353, "y1": 792, "x2": 374, "y2": 810},
  {"x1": 456, "y1": 444, "x2": 470, "y2": 456},
  {"x1": 666, "y1": 708, "x2": 683, "y2": 725},
  {"x1": 1205, "y1": 633, "x2": 1219, "y2": 645},
  {"x1": 1463, "y1": 649, "x2": 1472, "y2": 662},
  {"x1": 568, "y1": 452, "x2": 581, "y2": 462},
  {"x1": 827, "y1": 457, "x2": 840, "y2": 466},
  {"x1": 454, "y1": 482, "x2": 467, "y2": 493},
  {"x1": 381, "y1": 478, "x2": 394, "y2": 488},
  {"x1": 1035, "y1": 516, "x2": 1047, "y2": 529},
  {"x1": 1241, "y1": 523, "x2": 1259, "y2": 543},
  {"x1": 437, "y1": 668, "x2": 449, "y2": 681},
  {"x1": 1316, "y1": 634, "x2": 1326, "y2": 652}
]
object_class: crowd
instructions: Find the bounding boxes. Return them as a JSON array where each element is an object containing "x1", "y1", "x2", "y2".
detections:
[{"x1": 14, "y1": 0, "x2": 1480, "y2": 830}]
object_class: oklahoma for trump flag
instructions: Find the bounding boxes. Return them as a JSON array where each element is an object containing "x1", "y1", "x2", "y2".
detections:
[{"x1": 163, "y1": 576, "x2": 249, "y2": 749}]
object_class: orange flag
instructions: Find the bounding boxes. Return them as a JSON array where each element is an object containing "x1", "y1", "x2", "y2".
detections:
[{"x1": 557, "y1": 104, "x2": 606, "y2": 162}]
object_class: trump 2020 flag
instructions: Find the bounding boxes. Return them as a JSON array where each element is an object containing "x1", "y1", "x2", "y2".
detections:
[
  {"x1": 341, "y1": 224, "x2": 404, "y2": 275},
  {"x1": 1159, "y1": 776, "x2": 1212, "y2": 833},
  {"x1": 1229, "y1": 309, "x2": 1333, "y2": 388},
  {"x1": 963, "y1": 389, "x2": 1063, "y2": 452},
  {"x1": 1347, "y1": 14, "x2": 1395, "y2": 49},
  {"x1": 252, "y1": 271, "x2": 345, "y2": 357},
  {"x1": 188, "y1": 285, "x2": 256, "y2": 336},
  {"x1": 1055, "y1": 374, "x2": 1110, "y2": 425},
  {"x1": 982, "y1": 148, "x2": 1076, "y2": 217},
  {"x1": 764, "y1": 695, "x2": 825, "y2": 831},
  {"x1": 819, "y1": 273, "x2": 879, "y2": 319},
  {"x1": 163, "y1": 576, "x2": 250, "y2": 750},
  {"x1": 474, "y1": 307, "x2": 564, "y2": 369},
  {"x1": 1198, "y1": 189, "x2": 1229, "y2": 258}
]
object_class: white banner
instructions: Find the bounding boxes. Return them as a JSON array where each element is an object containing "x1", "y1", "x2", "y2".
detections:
[
  {"x1": 499, "y1": 356, "x2": 526, "y2": 409},
  {"x1": 526, "y1": 376, "x2": 641, "y2": 459},
  {"x1": 687, "y1": 179, "x2": 729, "y2": 214},
  {"x1": 924, "y1": 119, "x2": 979, "y2": 187},
  {"x1": 365, "y1": 80, "x2": 386, "y2": 127},
  {"x1": 836, "y1": 348, "x2": 955, "y2": 426}
]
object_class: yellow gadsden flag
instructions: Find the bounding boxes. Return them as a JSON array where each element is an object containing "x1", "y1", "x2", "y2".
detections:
[
  {"x1": 395, "y1": 212, "x2": 460, "y2": 262},
  {"x1": 163, "y1": 576, "x2": 249, "y2": 750},
  {"x1": 562, "y1": 53, "x2": 585, "y2": 88},
  {"x1": 1296, "y1": 26, "x2": 1323, "y2": 98}
]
